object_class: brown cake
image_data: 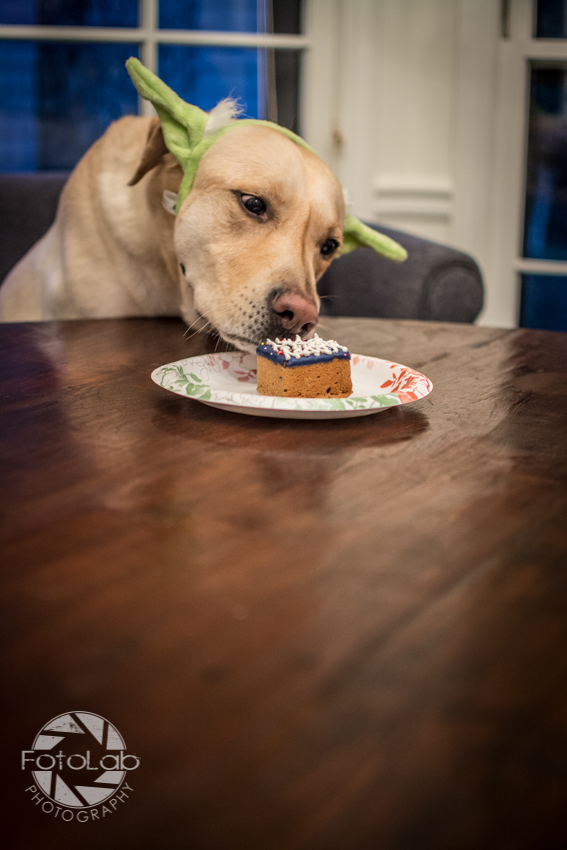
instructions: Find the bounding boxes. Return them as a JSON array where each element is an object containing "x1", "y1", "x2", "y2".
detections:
[{"x1": 256, "y1": 334, "x2": 352, "y2": 398}]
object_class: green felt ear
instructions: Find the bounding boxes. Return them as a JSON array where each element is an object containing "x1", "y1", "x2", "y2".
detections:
[
  {"x1": 126, "y1": 58, "x2": 208, "y2": 164},
  {"x1": 126, "y1": 57, "x2": 211, "y2": 210},
  {"x1": 340, "y1": 214, "x2": 407, "y2": 261}
]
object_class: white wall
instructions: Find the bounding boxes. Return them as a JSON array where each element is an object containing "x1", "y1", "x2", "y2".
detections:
[{"x1": 302, "y1": 0, "x2": 510, "y2": 326}]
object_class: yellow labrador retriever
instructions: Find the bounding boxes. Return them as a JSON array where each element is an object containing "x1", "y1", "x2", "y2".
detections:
[
  {"x1": 0, "y1": 60, "x2": 405, "y2": 351},
  {"x1": 0, "y1": 116, "x2": 342, "y2": 350}
]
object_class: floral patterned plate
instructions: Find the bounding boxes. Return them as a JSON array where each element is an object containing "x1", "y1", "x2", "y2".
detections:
[{"x1": 151, "y1": 352, "x2": 432, "y2": 419}]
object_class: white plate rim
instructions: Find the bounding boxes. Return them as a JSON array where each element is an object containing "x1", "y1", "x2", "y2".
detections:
[{"x1": 151, "y1": 351, "x2": 433, "y2": 419}]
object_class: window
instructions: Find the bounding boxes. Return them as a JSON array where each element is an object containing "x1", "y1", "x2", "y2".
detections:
[
  {"x1": 520, "y1": 2, "x2": 567, "y2": 330},
  {"x1": 495, "y1": 0, "x2": 567, "y2": 331},
  {"x1": 0, "y1": 0, "x2": 304, "y2": 172}
]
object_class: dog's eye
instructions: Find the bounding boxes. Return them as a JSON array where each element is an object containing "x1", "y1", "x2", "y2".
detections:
[
  {"x1": 321, "y1": 238, "x2": 339, "y2": 256},
  {"x1": 241, "y1": 194, "x2": 266, "y2": 216},
  {"x1": 180, "y1": 263, "x2": 186, "y2": 275}
]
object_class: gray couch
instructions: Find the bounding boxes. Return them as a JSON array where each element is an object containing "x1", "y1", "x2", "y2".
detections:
[{"x1": 0, "y1": 172, "x2": 484, "y2": 322}]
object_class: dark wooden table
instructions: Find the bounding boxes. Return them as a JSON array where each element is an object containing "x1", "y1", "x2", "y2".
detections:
[{"x1": 1, "y1": 316, "x2": 567, "y2": 850}]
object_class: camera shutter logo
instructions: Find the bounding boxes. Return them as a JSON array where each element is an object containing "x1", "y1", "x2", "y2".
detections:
[{"x1": 25, "y1": 711, "x2": 138, "y2": 808}]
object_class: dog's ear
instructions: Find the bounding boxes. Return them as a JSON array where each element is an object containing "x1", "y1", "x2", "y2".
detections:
[
  {"x1": 340, "y1": 214, "x2": 407, "y2": 262},
  {"x1": 128, "y1": 117, "x2": 169, "y2": 186}
]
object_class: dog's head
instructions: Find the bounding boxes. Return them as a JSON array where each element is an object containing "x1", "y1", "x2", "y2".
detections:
[
  {"x1": 172, "y1": 124, "x2": 344, "y2": 352},
  {"x1": 126, "y1": 58, "x2": 406, "y2": 352}
]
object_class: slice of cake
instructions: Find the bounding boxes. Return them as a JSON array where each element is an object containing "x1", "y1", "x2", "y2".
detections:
[{"x1": 256, "y1": 334, "x2": 352, "y2": 398}]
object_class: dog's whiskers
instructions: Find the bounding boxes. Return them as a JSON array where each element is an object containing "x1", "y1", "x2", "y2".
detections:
[
  {"x1": 182, "y1": 299, "x2": 265, "y2": 350},
  {"x1": 183, "y1": 316, "x2": 215, "y2": 342},
  {"x1": 183, "y1": 312, "x2": 207, "y2": 338}
]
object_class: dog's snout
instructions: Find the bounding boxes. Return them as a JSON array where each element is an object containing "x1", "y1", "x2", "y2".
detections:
[{"x1": 271, "y1": 290, "x2": 318, "y2": 336}]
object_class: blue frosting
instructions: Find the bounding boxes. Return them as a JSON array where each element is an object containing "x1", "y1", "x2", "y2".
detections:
[{"x1": 256, "y1": 340, "x2": 351, "y2": 368}]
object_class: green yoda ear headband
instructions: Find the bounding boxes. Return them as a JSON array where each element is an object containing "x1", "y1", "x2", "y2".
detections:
[{"x1": 125, "y1": 57, "x2": 407, "y2": 262}]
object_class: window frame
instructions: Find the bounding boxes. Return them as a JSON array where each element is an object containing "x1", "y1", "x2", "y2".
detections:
[{"x1": 490, "y1": 0, "x2": 567, "y2": 326}]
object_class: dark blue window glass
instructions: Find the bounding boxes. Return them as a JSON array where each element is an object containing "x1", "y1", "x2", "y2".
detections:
[
  {"x1": 535, "y1": 0, "x2": 567, "y2": 37},
  {"x1": 159, "y1": 0, "x2": 261, "y2": 32},
  {"x1": 0, "y1": 0, "x2": 138, "y2": 26},
  {"x1": 521, "y1": 275, "x2": 567, "y2": 331},
  {"x1": 523, "y1": 64, "x2": 567, "y2": 261},
  {"x1": 159, "y1": 44, "x2": 265, "y2": 118},
  {"x1": 0, "y1": 40, "x2": 139, "y2": 171},
  {"x1": 0, "y1": 40, "x2": 38, "y2": 170}
]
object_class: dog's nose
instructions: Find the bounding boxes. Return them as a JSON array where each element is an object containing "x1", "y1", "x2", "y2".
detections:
[{"x1": 271, "y1": 291, "x2": 318, "y2": 336}]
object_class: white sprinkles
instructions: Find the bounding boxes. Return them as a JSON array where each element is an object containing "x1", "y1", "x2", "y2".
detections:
[{"x1": 265, "y1": 333, "x2": 349, "y2": 361}]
